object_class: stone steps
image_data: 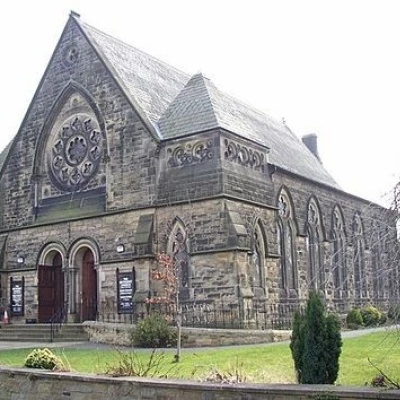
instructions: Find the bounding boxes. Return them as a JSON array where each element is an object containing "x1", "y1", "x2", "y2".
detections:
[{"x1": 0, "y1": 323, "x2": 88, "y2": 342}]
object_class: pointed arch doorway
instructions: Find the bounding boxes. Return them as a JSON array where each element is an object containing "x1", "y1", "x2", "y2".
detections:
[
  {"x1": 38, "y1": 252, "x2": 64, "y2": 323},
  {"x1": 81, "y1": 248, "x2": 97, "y2": 321}
]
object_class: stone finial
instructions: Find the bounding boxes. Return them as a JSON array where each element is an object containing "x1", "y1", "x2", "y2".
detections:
[{"x1": 70, "y1": 10, "x2": 81, "y2": 18}]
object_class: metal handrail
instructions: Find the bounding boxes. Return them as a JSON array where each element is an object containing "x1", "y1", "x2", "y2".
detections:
[{"x1": 49, "y1": 304, "x2": 67, "y2": 342}]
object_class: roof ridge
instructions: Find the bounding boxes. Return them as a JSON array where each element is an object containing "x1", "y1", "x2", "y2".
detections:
[
  {"x1": 192, "y1": 71, "x2": 282, "y2": 127},
  {"x1": 80, "y1": 21, "x2": 190, "y2": 80},
  {"x1": 80, "y1": 18, "x2": 284, "y2": 138},
  {"x1": 197, "y1": 74, "x2": 220, "y2": 127},
  {"x1": 158, "y1": 73, "x2": 220, "y2": 138}
]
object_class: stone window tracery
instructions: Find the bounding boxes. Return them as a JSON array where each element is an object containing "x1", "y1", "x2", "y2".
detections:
[
  {"x1": 48, "y1": 113, "x2": 102, "y2": 191},
  {"x1": 277, "y1": 190, "x2": 297, "y2": 293},
  {"x1": 168, "y1": 221, "x2": 190, "y2": 300},
  {"x1": 252, "y1": 222, "x2": 266, "y2": 295},
  {"x1": 332, "y1": 206, "x2": 347, "y2": 296},
  {"x1": 307, "y1": 199, "x2": 325, "y2": 291},
  {"x1": 353, "y1": 214, "x2": 366, "y2": 298},
  {"x1": 62, "y1": 44, "x2": 80, "y2": 67}
]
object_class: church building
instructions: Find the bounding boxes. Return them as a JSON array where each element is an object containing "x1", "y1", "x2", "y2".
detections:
[{"x1": 0, "y1": 12, "x2": 397, "y2": 325}]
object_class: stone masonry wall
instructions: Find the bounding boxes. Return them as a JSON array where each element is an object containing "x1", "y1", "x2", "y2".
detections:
[
  {"x1": 271, "y1": 170, "x2": 399, "y2": 306},
  {"x1": 1, "y1": 368, "x2": 399, "y2": 400},
  {"x1": 0, "y1": 17, "x2": 159, "y2": 230}
]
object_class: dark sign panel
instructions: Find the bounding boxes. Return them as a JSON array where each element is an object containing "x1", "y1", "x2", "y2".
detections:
[
  {"x1": 117, "y1": 268, "x2": 135, "y2": 314},
  {"x1": 10, "y1": 277, "x2": 24, "y2": 316}
]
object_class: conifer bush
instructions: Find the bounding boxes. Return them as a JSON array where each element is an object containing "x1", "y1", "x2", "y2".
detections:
[{"x1": 290, "y1": 292, "x2": 342, "y2": 384}]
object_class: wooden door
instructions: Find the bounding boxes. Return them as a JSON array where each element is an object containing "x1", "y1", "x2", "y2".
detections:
[
  {"x1": 81, "y1": 249, "x2": 97, "y2": 321},
  {"x1": 38, "y1": 254, "x2": 63, "y2": 323}
]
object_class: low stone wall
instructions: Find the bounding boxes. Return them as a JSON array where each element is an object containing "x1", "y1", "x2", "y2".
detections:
[
  {"x1": 83, "y1": 321, "x2": 291, "y2": 347},
  {"x1": 1, "y1": 367, "x2": 399, "y2": 400}
]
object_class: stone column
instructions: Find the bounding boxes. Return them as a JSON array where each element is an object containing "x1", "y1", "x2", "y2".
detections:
[
  {"x1": 62, "y1": 257, "x2": 69, "y2": 320},
  {"x1": 68, "y1": 267, "x2": 78, "y2": 322}
]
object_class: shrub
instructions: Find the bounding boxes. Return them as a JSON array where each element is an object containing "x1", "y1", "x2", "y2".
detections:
[
  {"x1": 325, "y1": 313, "x2": 342, "y2": 384},
  {"x1": 290, "y1": 292, "x2": 342, "y2": 385},
  {"x1": 361, "y1": 306, "x2": 381, "y2": 327},
  {"x1": 301, "y1": 292, "x2": 329, "y2": 384},
  {"x1": 24, "y1": 348, "x2": 65, "y2": 371},
  {"x1": 346, "y1": 308, "x2": 363, "y2": 327},
  {"x1": 132, "y1": 314, "x2": 177, "y2": 348},
  {"x1": 290, "y1": 310, "x2": 304, "y2": 383},
  {"x1": 379, "y1": 312, "x2": 387, "y2": 325},
  {"x1": 388, "y1": 304, "x2": 400, "y2": 321}
]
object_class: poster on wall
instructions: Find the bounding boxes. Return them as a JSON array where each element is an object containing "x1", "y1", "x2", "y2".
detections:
[
  {"x1": 117, "y1": 268, "x2": 135, "y2": 314},
  {"x1": 10, "y1": 277, "x2": 24, "y2": 316}
]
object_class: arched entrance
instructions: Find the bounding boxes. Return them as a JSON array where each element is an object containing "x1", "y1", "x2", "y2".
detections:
[
  {"x1": 81, "y1": 248, "x2": 97, "y2": 321},
  {"x1": 38, "y1": 252, "x2": 64, "y2": 323}
]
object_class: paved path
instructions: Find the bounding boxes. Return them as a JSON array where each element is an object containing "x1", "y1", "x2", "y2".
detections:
[{"x1": 0, "y1": 325, "x2": 398, "y2": 352}]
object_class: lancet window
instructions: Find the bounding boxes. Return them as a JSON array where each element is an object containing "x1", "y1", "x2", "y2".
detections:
[
  {"x1": 307, "y1": 199, "x2": 325, "y2": 291},
  {"x1": 252, "y1": 221, "x2": 266, "y2": 294},
  {"x1": 168, "y1": 220, "x2": 190, "y2": 300},
  {"x1": 332, "y1": 206, "x2": 347, "y2": 296},
  {"x1": 277, "y1": 190, "x2": 297, "y2": 292},
  {"x1": 353, "y1": 214, "x2": 366, "y2": 298}
]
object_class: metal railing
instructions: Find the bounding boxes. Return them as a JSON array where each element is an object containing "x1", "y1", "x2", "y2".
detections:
[
  {"x1": 96, "y1": 299, "x2": 305, "y2": 330},
  {"x1": 50, "y1": 304, "x2": 67, "y2": 342}
]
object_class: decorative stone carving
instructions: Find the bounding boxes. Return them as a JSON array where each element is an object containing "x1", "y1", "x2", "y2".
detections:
[
  {"x1": 224, "y1": 139, "x2": 265, "y2": 172},
  {"x1": 167, "y1": 140, "x2": 213, "y2": 167},
  {"x1": 62, "y1": 44, "x2": 80, "y2": 67},
  {"x1": 278, "y1": 194, "x2": 291, "y2": 218},
  {"x1": 307, "y1": 202, "x2": 319, "y2": 225},
  {"x1": 48, "y1": 113, "x2": 102, "y2": 191}
]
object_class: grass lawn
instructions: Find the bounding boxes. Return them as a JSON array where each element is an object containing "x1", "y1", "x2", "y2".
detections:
[{"x1": 0, "y1": 330, "x2": 399, "y2": 385}]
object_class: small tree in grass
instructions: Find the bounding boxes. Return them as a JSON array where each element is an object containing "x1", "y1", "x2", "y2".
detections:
[
  {"x1": 147, "y1": 253, "x2": 183, "y2": 362},
  {"x1": 290, "y1": 292, "x2": 342, "y2": 384}
]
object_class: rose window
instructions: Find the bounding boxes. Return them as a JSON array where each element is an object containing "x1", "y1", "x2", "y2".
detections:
[{"x1": 49, "y1": 114, "x2": 102, "y2": 190}]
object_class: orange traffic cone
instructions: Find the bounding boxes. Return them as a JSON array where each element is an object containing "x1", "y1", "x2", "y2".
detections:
[{"x1": 3, "y1": 310, "x2": 9, "y2": 324}]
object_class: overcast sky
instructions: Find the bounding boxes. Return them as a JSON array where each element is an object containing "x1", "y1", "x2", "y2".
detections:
[{"x1": 1, "y1": 0, "x2": 399, "y2": 207}]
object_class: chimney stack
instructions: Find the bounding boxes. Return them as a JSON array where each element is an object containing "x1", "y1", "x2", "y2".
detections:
[{"x1": 302, "y1": 133, "x2": 321, "y2": 163}]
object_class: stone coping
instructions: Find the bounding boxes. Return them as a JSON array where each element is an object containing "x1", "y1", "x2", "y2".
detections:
[{"x1": 1, "y1": 367, "x2": 400, "y2": 399}]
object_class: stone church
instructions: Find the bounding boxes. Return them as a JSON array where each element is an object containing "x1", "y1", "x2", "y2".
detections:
[{"x1": 0, "y1": 12, "x2": 397, "y2": 325}]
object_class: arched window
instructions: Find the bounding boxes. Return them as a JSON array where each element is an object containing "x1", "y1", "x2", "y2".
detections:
[
  {"x1": 252, "y1": 221, "x2": 266, "y2": 295},
  {"x1": 369, "y1": 221, "x2": 382, "y2": 301},
  {"x1": 277, "y1": 189, "x2": 297, "y2": 293},
  {"x1": 353, "y1": 214, "x2": 365, "y2": 298},
  {"x1": 307, "y1": 199, "x2": 325, "y2": 291},
  {"x1": 168, "y1": 220, "x2": 190, "y2": 300},
  {"x1": 332, "y1": 206, "x2": 347, "y2": 296},
  {"x1": 385, "y1": 225, "x2": 398, "y2": 298}
]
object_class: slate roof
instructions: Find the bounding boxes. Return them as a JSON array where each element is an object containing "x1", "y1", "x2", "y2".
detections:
[
  {"x1": 0, "y1": 15, "x2": 339, "y2": 190},
  {"x1": 78, "y1": 17, "x2": 340, "y2": 190},
  {"x1": 80, "y1": 21, "x2": 190, "y2": 125}
]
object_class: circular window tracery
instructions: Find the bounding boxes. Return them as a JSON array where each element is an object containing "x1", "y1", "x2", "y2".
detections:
[
  {"x1": 48, "y1": 113, "x2": 102, "y2": 191},
  {"x1": 62, "y1": 44, "x2": 80, "y2": 67}
]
